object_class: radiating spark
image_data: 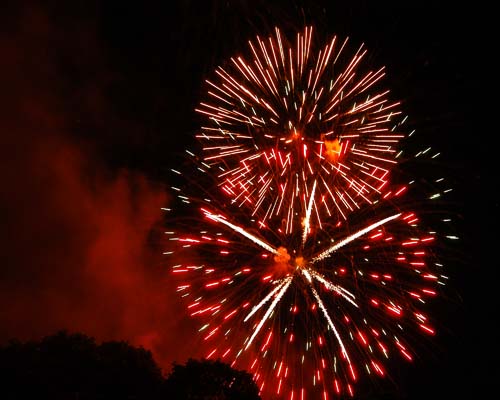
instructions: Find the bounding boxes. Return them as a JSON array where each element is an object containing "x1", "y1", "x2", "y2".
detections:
[
  {"x1": 244, "y1": 279, "x2": 290, "y2": 322},
  {"x1": 245, "y1": 277, "x2": 292, "y2": 349},
  {"x1": 308, "y1": 269, "x2": 359, "y2": 308},
  {"x1": 302, "y1": 180, "x2": 317, "y2": 246},
  {"x1": 311, "y1": 213, "x2": 401, "y2": 262},
  {"x1": 203, "y1": 209, "x2": 278, "y2": 255}
]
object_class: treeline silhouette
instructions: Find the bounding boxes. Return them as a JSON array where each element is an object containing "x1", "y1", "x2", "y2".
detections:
[{"x1": 0, "y1": 331, "x2": 260, "y2": 399}]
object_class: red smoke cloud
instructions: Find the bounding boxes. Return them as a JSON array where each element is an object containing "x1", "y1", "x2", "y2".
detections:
[
  {"x1": 0, "y1": 4, "x2": 200, "y2": 371},
  {"x1": 0, "y1": 124, "x2": 200, "y2": 370}
]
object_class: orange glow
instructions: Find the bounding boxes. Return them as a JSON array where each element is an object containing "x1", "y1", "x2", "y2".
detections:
[
  {"x1": 295, "y1": 256, "x2": 306, "y2": 268},
  {"x1": 324, "y1": 138, "x2": 341, "y2": 162},
  {"x1": 273, "y1": 246, "x2": 294, "y2": 275}
]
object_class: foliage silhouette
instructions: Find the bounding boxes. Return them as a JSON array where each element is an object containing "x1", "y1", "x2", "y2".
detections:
[
  {"x1": 0, "y1": 331, "x2": 261, "y2": 399},
  {"x1": 0, "y1": 331, "x2": 163, "y2": 399},
  {"x1": 164, "y1": 358, "x2": 261, "y2": 400}
]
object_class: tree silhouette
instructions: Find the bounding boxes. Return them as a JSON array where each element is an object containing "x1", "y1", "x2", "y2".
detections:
[
  {"x1": 96, "y1": 340, "x2": 164, "y2": 397},
  {"x1": 0, "y1": 331, "x2": 261, "y2": 399},
  {"x1": 164, "y1": 358, "x2": 261, "y2": 400},
  {"x1": 0, "y1": 330, "x2": 163, "y2": 399}
]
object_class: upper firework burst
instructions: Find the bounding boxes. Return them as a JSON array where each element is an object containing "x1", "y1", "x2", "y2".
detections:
[{"x1": 196, "y1": 27, "x2": 404, "y2": 231}]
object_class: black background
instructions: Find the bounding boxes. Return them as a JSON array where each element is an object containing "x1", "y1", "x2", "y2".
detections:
[{"x1": 1, "y1": 1, "x2": 493, "y2": 399}]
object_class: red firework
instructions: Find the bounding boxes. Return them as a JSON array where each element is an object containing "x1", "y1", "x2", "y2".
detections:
[
  {"x1": 196, "y1": 26, "x2": 403, "y2": 229},
  {"x1": 165, "y1": 27, "x2": 450, "y2": 399}
]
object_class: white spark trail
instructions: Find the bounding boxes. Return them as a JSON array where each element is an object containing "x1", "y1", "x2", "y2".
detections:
[
  {"x1": 302, "y1": 180, "x2": 317, "y2": 247},
  {"x1": 311, "y1": 213, "x2": 401, "y2": 263},
  {"x1": 304, "y1": 269, "x2": 351, "y2": 363},
  {"x1": 308, "y1": 269, "x2": 359, "y2": 308},
  {"x1": 244, "y1": 279, "x2": 289, "y2": 322},
  {"x1": 203, "y1": 210, "x2": 279, "y2": 255},
  {"x1": 245, "y1": 277, "x2": 292, "y2": 349}
]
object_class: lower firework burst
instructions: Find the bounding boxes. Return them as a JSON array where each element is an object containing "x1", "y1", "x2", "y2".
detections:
[
  {"x1": 164, "y1": 150, "x2": 452, "y2": 399},
  {"x1": 163, "y1": 27, "x2": 455, "y2": 399}
]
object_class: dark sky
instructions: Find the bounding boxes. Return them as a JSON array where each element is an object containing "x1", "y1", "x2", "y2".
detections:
[{"x1": 0, "y1": 1, "x2": 492, "y2": 399}]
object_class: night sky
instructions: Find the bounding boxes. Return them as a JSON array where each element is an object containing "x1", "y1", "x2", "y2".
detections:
[{"x1": 0, "y1": 1, "x2": 492, "y2": 399}]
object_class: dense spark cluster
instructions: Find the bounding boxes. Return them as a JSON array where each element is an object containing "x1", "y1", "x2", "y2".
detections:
[
  {"x1": 164, "y1": 27, "x2": 453, "y2": 399},
  {"x1": 196, "y1": 26, "x2": 403, "y2": 228}
]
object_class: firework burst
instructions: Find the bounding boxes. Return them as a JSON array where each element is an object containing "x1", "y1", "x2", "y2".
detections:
[
  {"x1": 196, "y1": 26, "x2": 403, "y2": 230},
  {"x1": 164, "y1": 27, "x2": 453, "y2": 399}
]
